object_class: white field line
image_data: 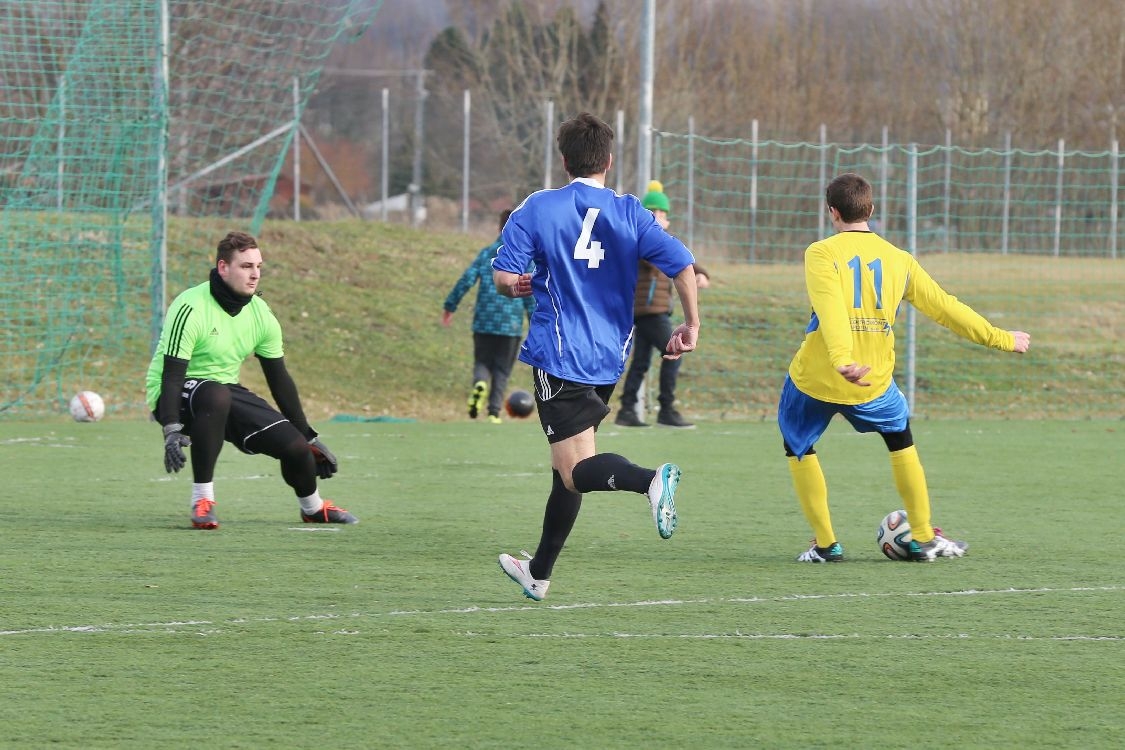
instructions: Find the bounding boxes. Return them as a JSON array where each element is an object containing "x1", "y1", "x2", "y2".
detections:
[
  {"x1": 469, "y1": 633, "x2": 1125, "y2": 641},
  {"x1": 1, "y1": 584, "x2": 1121, "y2": 638}
]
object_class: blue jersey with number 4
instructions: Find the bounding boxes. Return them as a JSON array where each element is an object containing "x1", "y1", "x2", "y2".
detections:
[{"x1": 494, "y1": 177, "x2": 694, "y2": 385}]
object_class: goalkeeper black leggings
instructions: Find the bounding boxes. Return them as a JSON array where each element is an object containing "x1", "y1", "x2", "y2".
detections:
[{"x1": 188, "y1": 381, "x2": 318, "y2": 496}]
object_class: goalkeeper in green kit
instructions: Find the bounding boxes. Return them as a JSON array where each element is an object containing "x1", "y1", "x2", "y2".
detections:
[{"x1": 144, "y1": 231, "x2": 356, "y2": 529}]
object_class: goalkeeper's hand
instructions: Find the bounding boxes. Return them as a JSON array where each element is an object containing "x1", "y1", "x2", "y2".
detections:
[
  {"x1": 162, "y1": 422, "x2": 191, "y2": 473},
  {"x1": 309, "y1": 436, "x2": 338, "y2": 480}
]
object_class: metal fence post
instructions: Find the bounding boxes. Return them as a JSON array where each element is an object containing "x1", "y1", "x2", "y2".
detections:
[
  {"x1": 615, "y1": 109, "x2": 625, "y2": 195},
  {"x1": 818, "y1": 123, "x2": 827, "y2": 237},
  {"x1": 57, "y1": 79, "x2": 65, "y2": 210},
  {"x1": 750, "y1": 118, "x2": 759, "y2": 262},
  {"x1": 293, "y1": 76, "x2": 300, "y2": 222},
  {"x1": 461, "y1": 89, "x2": 470, "y2": 232},
  {"x1": 906, "y1": 144, "x2": 918, "y2": 414},
  {"x1": 1112, "y1": 139, "x2": 1119, "y2": 259},
  {"x1": 1002, "y1": 131, "x2": 1012, "y2": 254},
  {"x1": 637, "y1": 0, "x2": 654, "y2": 195},
  {"x1": 410, "y1": 70, "x2": 426, "y2": 228},
  {"x1": 687, "y1": 115, "x2": 695, "y2": 250},
  {"x1": 879, "y1": 126, "x2": 889, "y2": 231},
  {"x1": 944, "y1": 128, "x2": 952, "y2": 252},
  {"x1": 380, "y1": 88, "x2": 388, "y2": 222},
  {"x1": 1055, "y1": 138, "x2": 1065, "y2": 257},
  {"x1": 543, "y1": 99, "x2": 554, "y2": 190}
]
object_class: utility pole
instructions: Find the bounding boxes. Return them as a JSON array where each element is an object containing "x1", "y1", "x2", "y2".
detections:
[
  {"x1": 410, "y1": 69, "x2": 427, "y2": 227},
  {"x1": 636, "y1": 0, "x2": 655, "y2": 195}
]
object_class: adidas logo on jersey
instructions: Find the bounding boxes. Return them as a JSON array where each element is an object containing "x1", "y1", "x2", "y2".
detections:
[{"x1": 209, "y1": 327, "x2": 219, "y2": 336}]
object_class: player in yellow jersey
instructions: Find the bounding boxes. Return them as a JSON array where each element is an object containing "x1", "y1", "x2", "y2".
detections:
[{"x1": 779, "y1": 173, "x2": 1031, "y2": 562}]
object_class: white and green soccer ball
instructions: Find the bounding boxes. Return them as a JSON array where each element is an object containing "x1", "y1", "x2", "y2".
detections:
[
  {"x1": 69, "y1": 391, "x2": 105, "y2": 422},
  {"x1": 877, "y1": 509, "x2": 912, "y2": 560}
]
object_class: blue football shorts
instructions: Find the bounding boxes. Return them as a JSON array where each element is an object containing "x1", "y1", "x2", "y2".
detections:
[{"x1": 777, "y1": 376, "x2": 910, "y2": 459}]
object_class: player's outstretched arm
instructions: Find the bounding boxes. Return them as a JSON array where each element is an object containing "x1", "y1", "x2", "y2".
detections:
[
  {"x1": 664, "y1": 265, "x2": 700, "y2": 360},
  {"x1": 1010, "y1": 331, "x2": 1031, "y2": 353}
]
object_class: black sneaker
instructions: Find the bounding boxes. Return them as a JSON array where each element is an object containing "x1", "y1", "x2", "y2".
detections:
[
  {"x1": 301, "y1": 501, "x2": 358, "y2": 524},
  {"x1": 614, "y1": 408, "x2": 650, "y2": 428},
  {"x1": 656, "y1": 408, "x2": 695, "y2": 428}
]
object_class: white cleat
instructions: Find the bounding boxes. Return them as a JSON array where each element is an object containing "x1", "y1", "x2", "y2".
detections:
[
  {"x1": 909, "y1": 535, "x2": 968, "y2": 561},
  {"x1": 499, "y1": 552, "x2": 550, "y2": 601}
]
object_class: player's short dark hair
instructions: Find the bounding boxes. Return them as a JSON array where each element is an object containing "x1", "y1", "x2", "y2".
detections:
[
  {"x1": 826, "y1": 173, "x2": 874, "y2": 223},
  {"x1": 498, "y1": 208, "x2": 513, "y2": 231},
  {"x1": 216, "y1": 231, "x2": 259, "y2": 264},
  {"x1": 557, "y1": 112, "x2": 613, "y2": 178}
]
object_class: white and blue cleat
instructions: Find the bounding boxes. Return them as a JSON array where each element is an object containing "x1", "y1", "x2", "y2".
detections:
[{"x1": 647, "y1": 463, "x2": 681, "y2": 539}]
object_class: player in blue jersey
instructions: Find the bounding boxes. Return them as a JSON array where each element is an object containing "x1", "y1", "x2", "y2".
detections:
[
  {"x1": 145, "y1": 231, "x2": 356, "y2": 529},
  {"x1": 491, "y1": 112, "x2": 701, "y2": 601}
]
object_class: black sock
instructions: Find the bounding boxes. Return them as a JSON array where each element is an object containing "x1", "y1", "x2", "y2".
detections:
[
  {"x1": 571, "y1": 453, "x2": 656, "y2": 494},
  {"x1": 530, "y1": 470, "x2": 581, "y2": 580}
]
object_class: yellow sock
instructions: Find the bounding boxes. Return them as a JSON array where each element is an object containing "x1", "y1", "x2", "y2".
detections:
[
  {"x1": 889, "y1": 445, "x2": 935, "y2": 543},
  {"x1": 788, "y1": 453, "x2": 835, "y2": 547}
]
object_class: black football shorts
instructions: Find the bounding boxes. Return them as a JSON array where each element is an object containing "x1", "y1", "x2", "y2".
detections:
[{"x1": 531, "y1": 367, "x2": 614, "y2": 444}]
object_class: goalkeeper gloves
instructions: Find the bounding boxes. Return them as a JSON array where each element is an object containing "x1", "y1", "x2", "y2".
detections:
[
  {"x1": 163, "y1": 422, "x2": 191, "y2": 473},
  {"x1": 309, "y1": 436, "x2": 338, "y2": 480}
]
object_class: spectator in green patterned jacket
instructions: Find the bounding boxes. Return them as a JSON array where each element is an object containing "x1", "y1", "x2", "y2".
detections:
[{"x1": 442, "y1": 209, "x2": 534, "y2": 423}]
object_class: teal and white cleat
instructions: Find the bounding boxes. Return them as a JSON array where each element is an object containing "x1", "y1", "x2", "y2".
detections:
[
  {"x1": 796, "y1": 541, "x2": 844, "y2": 562},
  {"x1": 909, "y1": 535, "x2": 967, "y2": 561},
  {"x1": 647, "y1": 463, "x2": 681, "y2": 539}
]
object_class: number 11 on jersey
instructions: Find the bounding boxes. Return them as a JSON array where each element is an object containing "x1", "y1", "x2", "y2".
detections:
[{"x1": 573, "y1": 207, "x2": 605, "y2": 269}]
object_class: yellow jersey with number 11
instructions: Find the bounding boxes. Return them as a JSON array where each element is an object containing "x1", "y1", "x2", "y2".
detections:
[{"x1": 787, "y1": 230, "x2": 1016, "y2": 405}]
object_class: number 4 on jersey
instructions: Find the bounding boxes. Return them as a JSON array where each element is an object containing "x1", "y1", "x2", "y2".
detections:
[{"x1": 573, "y1": 207, "x2": 604, "y2": 268}]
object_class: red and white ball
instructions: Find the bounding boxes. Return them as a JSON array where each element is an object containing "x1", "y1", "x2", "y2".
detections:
[{"x1": 69, "y1": 391, "x2": 105, "y2": 422}]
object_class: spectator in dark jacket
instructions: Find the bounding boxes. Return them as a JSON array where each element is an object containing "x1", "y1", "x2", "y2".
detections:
[{"x1": 616, "y1": 181, "x2": 709, "y2": 428}]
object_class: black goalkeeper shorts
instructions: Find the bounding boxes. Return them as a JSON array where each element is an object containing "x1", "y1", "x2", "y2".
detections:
[{"x1": 179, "y1": 379, "x2": 294, "y2": 455}]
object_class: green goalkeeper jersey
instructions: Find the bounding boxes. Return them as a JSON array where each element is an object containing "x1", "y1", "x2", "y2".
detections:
[{"x1": 145, "y1": 280, "x2": 284, "y2": 410}]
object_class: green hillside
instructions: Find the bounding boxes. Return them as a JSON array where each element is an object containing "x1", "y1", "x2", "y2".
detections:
[
  {"x1": 57, "y1": 217, "x2": 1125, "y2": 423},
  {"x1": 161, "y1": 218, "x2": 497, "y2": 423}
]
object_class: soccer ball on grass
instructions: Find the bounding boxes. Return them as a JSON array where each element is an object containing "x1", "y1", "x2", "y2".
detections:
[
  {"x1": 505, "y1": 389, "x2": 535, "y2": 418},
  {"x1": 877, "y1": 509, "x2": 913, "y2": 560},
  {"x1": 69, "y1": 391, "x2": 105, "y2": 422}
]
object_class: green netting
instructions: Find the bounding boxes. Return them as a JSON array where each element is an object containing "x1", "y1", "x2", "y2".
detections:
[
  {"x1": 0, "y1": 0, "x2": 376, "y2": 417},
  {"x1": 654, "y1": 132, "x2": 1124, "y2": 419}
]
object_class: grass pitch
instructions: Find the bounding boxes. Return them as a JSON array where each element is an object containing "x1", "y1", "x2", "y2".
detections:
[{"x1": 1, "y1": 418, "x2": 1122, "y2": 748}]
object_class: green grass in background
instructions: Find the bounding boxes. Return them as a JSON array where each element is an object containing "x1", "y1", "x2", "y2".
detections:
[
  {"x1": 2, "y1": 418, "x2": 1122, "y2": 748},
  {"x1": 51, "y1": 217, "x2": 1125, "y2": 423}
]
